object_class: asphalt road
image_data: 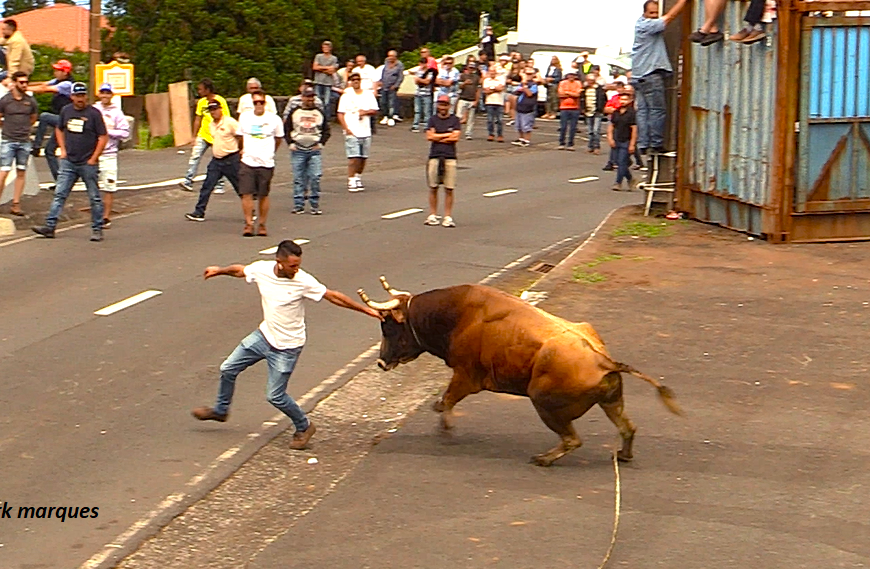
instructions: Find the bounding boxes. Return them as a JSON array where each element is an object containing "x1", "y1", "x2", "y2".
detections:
[{"x1": 0, "y1": 121, "x2": 639, "y2": 568}]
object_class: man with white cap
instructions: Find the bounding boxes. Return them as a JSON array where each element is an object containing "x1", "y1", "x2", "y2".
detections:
[
  {"x1": 95, "y1": 82, "x2": 130, "y2": 228},
  {"x1": 237, "y1": 77, "x2": 277, "y2": 115}
]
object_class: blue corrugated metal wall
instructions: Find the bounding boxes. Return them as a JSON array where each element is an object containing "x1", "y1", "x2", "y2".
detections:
[
  {"x1": 684, "y1": 1, "x2": 777, "y2": 234},
  {"x1": 809, "y1": 26, "x2": 870, "y2": 119}
]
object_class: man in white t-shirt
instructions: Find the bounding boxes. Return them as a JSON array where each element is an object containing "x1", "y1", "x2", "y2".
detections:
[
  {"x1": 192, "y1": 240, "x2": 383, "y2": 449},
  {"x1": 237, "y1": 77, "x2": 277, "y2": 115},
  {"x1": 237, "y1": 90, "x2": 284, "y2": 237},
  {"x1": 351, "y1": 54, "x2": 379, "y2": 92},
  {"x1": 337, "y1": 72, "x2": 379, "y2": 192}
]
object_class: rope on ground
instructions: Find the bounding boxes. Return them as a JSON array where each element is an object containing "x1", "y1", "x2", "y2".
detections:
[{"x1": 596, "y1": 447, "x2": 622, "y2": 569}]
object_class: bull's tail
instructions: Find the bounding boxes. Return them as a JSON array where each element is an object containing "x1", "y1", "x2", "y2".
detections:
[{"x1": 613, "y1": 362, "x2": 684, "y2": 417}]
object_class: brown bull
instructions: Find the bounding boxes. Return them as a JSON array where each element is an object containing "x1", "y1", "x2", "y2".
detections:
[{"x1": 359, "y1": 276, "x2": 683, "y2": 466}]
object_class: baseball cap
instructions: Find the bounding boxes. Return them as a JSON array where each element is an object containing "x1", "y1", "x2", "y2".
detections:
[
  {"x1": 206, "y1": 100, "x2": 222, "y2": 110},
  {"x1": 52, "y1": 59, "x2": 73, "y2": 72},
  {"x1": 436, "y1": 94, "x2": 451, "y2": 104},
  {"x1": 301, "y1": 86, "x2": 315, "y2": 97},
  {"x1": 71, "y1": 82, "x2": 88, "y2": 95},
  {"x1": 99, "y1": 82, "x2": 114, "y2": 93}
]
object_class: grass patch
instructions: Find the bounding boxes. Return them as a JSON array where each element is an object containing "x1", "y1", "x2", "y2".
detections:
[
  {"x1": 631, "y1": 255, "x2": 654, "y2": 261},
  {"x1": 135, "y1": 124, "x2": 176, "y2": 150},
  {"x1": 612, "y1": 221, "x2": 674, "y2": 238},
  {"x1": 572, "y1": 269, "x2": 607, "y2": 284},
  {"x1": 585, "y1": 253, "x2": 622, "y2": 268}
]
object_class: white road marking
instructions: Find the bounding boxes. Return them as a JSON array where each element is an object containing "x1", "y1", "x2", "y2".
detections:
[
  {"x1": 483, "y1": 189, "x2": 518, "y2": 197},
  {"x1": 259, "y1": 239, "x2": 310, "y2": 255},
  {"x1": 37, "y1": 175, "x2": 206, "y2": 192},
  {"x1": 381, "y1": 208, "x2": 423, "y2": 219},
  {"x1": 94, "y1": 290, "x2": 162, "y2": 316},
  {"x1": 570, "y1": 176, "x2": 599, "y2": 183},
  {"x1": 78, "y1": 235, "x2": 587, "y2": 569}
]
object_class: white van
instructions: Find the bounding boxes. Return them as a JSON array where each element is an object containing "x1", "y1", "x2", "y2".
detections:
[{"x1": 529, "y1": 50, "x2": 631, "y2": 106}]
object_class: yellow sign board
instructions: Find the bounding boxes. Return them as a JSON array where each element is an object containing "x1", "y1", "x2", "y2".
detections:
[{"x1": 95, "y1": 61, "x2": 135, "y2": 96}]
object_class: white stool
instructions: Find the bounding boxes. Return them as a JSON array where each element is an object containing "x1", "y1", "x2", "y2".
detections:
[{"x1": 636, "y1": 151, "x2": 677, "y2": 216}]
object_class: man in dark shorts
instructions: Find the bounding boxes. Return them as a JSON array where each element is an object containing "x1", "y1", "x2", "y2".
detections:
[
  {"x1": 424, "y1": 94, "x2": 461, "y2": 228},
  {"x1": 238, "y1": 90, "x2": 284, "y2": 236}
]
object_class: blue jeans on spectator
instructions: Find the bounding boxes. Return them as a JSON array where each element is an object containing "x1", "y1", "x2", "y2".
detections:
[
  {"x1": 291, "y1": 148, "x2": 322, "y2": 211},
  {"x1": 214, "y1": 329, "x2": 309, "y2": 432},
  {"x1": 44, "y1": 159, "x2": 103, "y2": 230},
  {"x1": 184, "y1": 136, "x2": 225, "y2": 191},
  {"x1": 586, "y1": 115, "x2": 602, "y2": 150},
  {"x1": 0, "y1": 140, "x2": 32, "y2": 171},
  {"x1": 380, "y1": 88, "x2": 399, "y2": 119},
  {"x1": 559, "y1": 109, "x2": 579, "y2": 147},
  {"x1": 34, "y1": 113, "x2": 61, "y2": 180},
  {"x1": 615, "y1": 141, "x2": 633, "y2": 185},
  {"x1": 314, "y1": 84, "x2": 332, "y2": 119},
  {"x1": 413, "y1": 94, "x2": 432, "y2": 129},
  {"x1": 192, "y1": 152, "x2": 240, "y2": 216},
  {"x1": 486, "y1": 104, "x2": 504, "y2": 137},
  {"x1": 633, "y1": 72, "x2": 667, "y2": 150}
]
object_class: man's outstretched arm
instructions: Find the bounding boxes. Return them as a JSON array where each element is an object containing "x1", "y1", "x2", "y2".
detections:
[
  {"x1": 203, "y1": 265, "x2": 247, "y2": 279},
  {"x1": 323, "y1": 289, "x2": 383, "y2": 320}
]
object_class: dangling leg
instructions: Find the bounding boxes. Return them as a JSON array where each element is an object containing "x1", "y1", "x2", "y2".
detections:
[
  {"x1": 598, "y1": 372, "x2": 637, "y2": 462},
  {"x1": 432, "y1": 369, "x2": 481, "y2": 431}
]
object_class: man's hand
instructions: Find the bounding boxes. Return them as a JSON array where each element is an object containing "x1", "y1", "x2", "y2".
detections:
[
  {"x1": 609, "y1": 138, "x2": 616, "y2": 149},
  {"x1": 629, "y1": 144, "x2": 635, "y2": 154},
  {"x1": 203, "y1": 266, "x2": 222, "y2": 279},
  {"x1": 87, "y1": 158, "x2": 98, "y2": 166},
  {"x1": 289, "y1": 143, "x2": 297, "y2": 151},
  {"x1": 365, "y1": 307, "x2": 385, "y2": 321},
  {"x1": 59, "y1": 151, "x2": 68, "y2": 160}
]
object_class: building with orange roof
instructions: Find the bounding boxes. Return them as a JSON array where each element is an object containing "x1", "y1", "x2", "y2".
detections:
[{"x1": 6, "y1": 4, "x2": 110, "y2": 52}]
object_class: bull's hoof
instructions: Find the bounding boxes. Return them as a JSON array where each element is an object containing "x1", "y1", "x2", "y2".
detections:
[
  {"x1": 530, "y1": 454, "x2": 555, "y2": 467},
  {"x1": 438, "y1": 414, "x2": 454, "y2": 431},
  {"x1": 432, "y1": 399, "x2": 445, "y2": 413},
  {"x1": 616, "y1": 450, "x2": 633, "y2": 462}
]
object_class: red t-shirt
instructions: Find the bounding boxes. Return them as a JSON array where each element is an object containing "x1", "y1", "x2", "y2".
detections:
[{"x1": 605, "y1": 94, "x2": 621, "y2": 112}]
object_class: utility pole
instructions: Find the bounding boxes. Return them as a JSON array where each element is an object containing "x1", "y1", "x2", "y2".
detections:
[{"x1": 89, "y1": 0, "x2": 101, "y2": 102}]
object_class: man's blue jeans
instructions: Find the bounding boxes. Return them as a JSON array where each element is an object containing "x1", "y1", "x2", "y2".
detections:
[
  {"x1": 380, "y1": 88, "x2": 399, "y2": 118},
  {"x1": 314, "y1": 84, "x2": 332, "y2": 119},
  {"x1": 34, "y1": 113, "x2": 60, "y2": 180},
  {"x1": 193, "y1": 152, "x2": 240, "y2": 216},
  {"x1": 45, "y1": 159, "x2": 103, "y2": 230},
  {"x1": 486, "y1": 104, "x2": 504, "y2": 137},
  {"x1": 586, "y1": 115, "x2": 602, "y2": 150},
  {"x1": 184, "y1": 136, "x2": 224, "y2": 191},
  {"x1": 413, "y1": 94, "x2": 431, "y2": 129},
  {"x1": 559, "y1": 109, "x2": 579, "y2": 147},
  {"x1": 215, "y1": 329, "x2": 309, "y2": 431},
  {"x1": 291, "y1": 149, "x2": 322, "y2": 210},
  {"x1": 615, "y1": 141, "x2": 633, "y2": 185},
  {"x1": 633, "y1": 72, "x2": 667, "y2": 150}
]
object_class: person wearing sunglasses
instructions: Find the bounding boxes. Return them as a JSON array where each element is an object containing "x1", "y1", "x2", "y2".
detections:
[
  {"x1": 237, "y1": 90, "x2": 284, "y2": 236},
  {"x1": 0, "y1": 71, "x2": 37, "y2": 215}
]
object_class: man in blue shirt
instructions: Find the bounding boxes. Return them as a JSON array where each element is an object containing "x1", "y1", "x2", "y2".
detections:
[
  {"x1": 28, "y1": 59, "x2": 74, "y2": 183},
  {"x1": 631, "y1": 0, "x2": 688, "y2": 155},
  {"x1": 512, "y1": 68, "x2": 538, "y2": 147}
]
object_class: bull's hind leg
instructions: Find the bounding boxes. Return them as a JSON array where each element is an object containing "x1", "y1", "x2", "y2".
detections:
[
  {"x1": 598, "y1": 372, "x2": 637, "y2": 462},
  {"x1": 433, "y1": 369, "x2": 481, "y2": 431},
  {"x1": 529, "y1": 397, "x2": 595, "y2": 467}
]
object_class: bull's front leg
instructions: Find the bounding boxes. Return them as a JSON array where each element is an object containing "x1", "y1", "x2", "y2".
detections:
[{"x1": 433, "y1": 369, "x2": 481, "y2": 431}]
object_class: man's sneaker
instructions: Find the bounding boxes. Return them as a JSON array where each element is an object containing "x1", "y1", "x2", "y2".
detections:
[
  {"x1": 293, "y1": 207, "x2": 305, "y2": 214},
  {"x1": 311, "y1": 208, "x2": 322, "y2": 215},
  {"x1": 185, "y1": 212, "x2": 205, "y2": 222},
  {"x1": 355, "y1": 177, "x2": 365, "y2": 191},
  {"x1": 741, "y1": 29, "x2": 767, "y2": 44},
  {"x1": 102, "y1": 218, "x2": 111, "y2": 229},
  {"x1": 506, "y1": 119, "x2": 515, "y2": 126},
  {"x1": 379, "y1": 116, "x2": 389, "y2": 125},
  {"x1": 31, "y1": 226, "x2": 55, "y2": 238},
  {"x1": 178, "y1": 180, "x2": 193, "y2": 191},
  {"x1": 700, "y1": 31, "x2": 724, "y2": 46},
  {"x1": 688, "y1": 29, "x2": 709, "y2": 43},
  {"x1": 289, "y1": 422, "x2": 316, "y2": 450},
  {"x1": 487, "y1": 135, "x2": 494, "y2": 142},
  {"x1": 730, "y1": 28, "x2": 752, "y2": 42},
  {"x1": 191, "y1": 406, "x2": 228, "y2": 422},
  {"x1": 424, "y1": 214, "x2": 440, "y2": 226},
  {"x1": 441, "y1": 216, "x2": 456, "y2": 228},
  {"x1": 611, "y1": 182, "x2": 624, "y2": 192},
  {"x1": 603, "y1": 164, "x2": 615, "y2": 171},
  {"x1": 411, "y1": 126, "x2": 420, "y2": 133},
  {"x1": 465, "y1": 135, "x2": 473, "y2": 140},
  {"x1": 348, "y1": 179, "x2": 358, "y2": 192},
  {"x1": 556, "y1": 145, "x2": 566, "y2": 150},
  {"x1": 392, "y1": 115, "x2": 403, "y2": 122},
  {"x1": 511, "y1": 139, "x2": 524, "y2": 146},
  {"x1": 90, "y1": 230, "x2": 103, "y2": 242},
  {"x1": 387, "y1": 118, "x2": 396, "y2": 127},
  {"x1": 497, "y1": 136, "x2": 505, "y2": 143},
  {"x1": 566, "y1": 146, "x2": 576, "y2": 152},
  {"x1": 213, "y1": 187, "x2": 225, "y2": 194}
]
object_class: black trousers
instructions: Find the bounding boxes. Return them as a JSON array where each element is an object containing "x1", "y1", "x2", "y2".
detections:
[{"x1": 744, "y1": 0, "x2": 766, "y2": 25}]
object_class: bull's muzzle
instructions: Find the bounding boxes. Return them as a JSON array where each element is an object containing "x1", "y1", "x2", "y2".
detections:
[{"x1": 376, "y1": 358, "x2": 397, "y2": 371}]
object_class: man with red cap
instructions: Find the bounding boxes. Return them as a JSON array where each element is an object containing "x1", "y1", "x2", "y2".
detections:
[{"x1": 28, "y1": 59, "x2": 75, "y2": 184}]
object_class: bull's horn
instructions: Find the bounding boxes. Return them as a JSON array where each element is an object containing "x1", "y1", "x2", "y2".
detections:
[
  {"x1": 379, "y1": 275, "x2": 410, "y2": 297},
  {"x1": 357, "y1": 288, "x2": 401, "y2": 311}
]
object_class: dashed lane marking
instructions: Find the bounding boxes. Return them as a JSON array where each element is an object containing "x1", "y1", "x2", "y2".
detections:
[
  {"x1": 259, "y1": 239, "x2": 310, "y2": 255},
  {"x1": 94, "y1": 290, "x2": 163, "y2": 316},
  {"x1": 381, "y1": 208, "x2": 423, "y2": 220},
  {"x1": 570, "y1": 176, "x2": 600, "y2": 183},
  {"x1": 483, "y1": 189, "x2": 518, "y2": 197}
]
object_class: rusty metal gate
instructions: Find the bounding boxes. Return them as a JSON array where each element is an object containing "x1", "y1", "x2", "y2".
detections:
[{"x1": 797, "y1": 16, "x2": 870, "y2": 215}]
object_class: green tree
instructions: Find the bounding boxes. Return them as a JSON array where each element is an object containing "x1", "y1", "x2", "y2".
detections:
[{"x1": 3, "y1": 0, "x2": 47, "y2": 17}]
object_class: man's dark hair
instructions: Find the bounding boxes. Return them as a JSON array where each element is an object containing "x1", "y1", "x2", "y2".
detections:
[
  {"x1": 198, "y1": 78, "x2": 216, "y2": 93},
  {"x1": 12, "y1": 71, "x2": 27, "y2": 81},
  {"x1": 348, "y1": 72, "x2": 361, "y2": 80},
  {"x1": 277, "y1": 240, "x2": 303, "y2": 258},
  {"x1": 643, "y1": 0, "x2": 657, "y2": 11},
  {"x1": 4, "y1": 19, "x2": 17, "y2": 31}
]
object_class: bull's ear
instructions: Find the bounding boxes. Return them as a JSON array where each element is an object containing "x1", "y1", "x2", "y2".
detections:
[{"x1": 389, "y1": 308, "x2": 405, "y2": 323}]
